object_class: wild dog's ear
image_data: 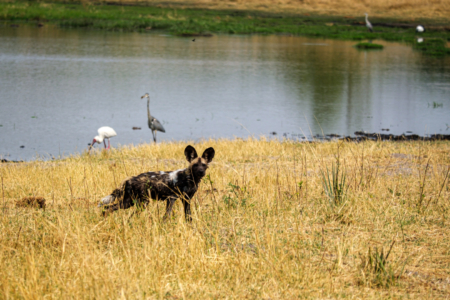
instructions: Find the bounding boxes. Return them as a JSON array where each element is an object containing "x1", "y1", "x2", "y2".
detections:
[
  {"x1": 201, "y1": 147, "x2": 215, "y2": 164},
  {"x1": 184, "y1": 145, "x2": 198, "y2": 163}
]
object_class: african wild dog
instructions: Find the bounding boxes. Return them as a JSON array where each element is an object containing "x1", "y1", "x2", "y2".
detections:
[{"x1": 98, "y1": 145, "x2": 215, "y2": 221}]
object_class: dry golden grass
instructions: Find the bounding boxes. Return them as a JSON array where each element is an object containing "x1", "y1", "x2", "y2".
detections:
[
  {"x1": 1, "y1": 138, "x2": 450, "y2": 298},
  {"x1": 95, "y1": 0, "x2": 450, "y2": 21}
]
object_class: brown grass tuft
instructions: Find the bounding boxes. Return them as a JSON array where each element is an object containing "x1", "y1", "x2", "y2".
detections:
[{"x1": 15, "y1": 196, "x2": 46, "y2": 209}]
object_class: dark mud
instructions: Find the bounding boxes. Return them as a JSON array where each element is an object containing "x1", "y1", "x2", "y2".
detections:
[
  {"x1": 1, "y1": 159, "x2": 24, "y2": 163},
  {"x1": 276, "y1": 131, "x2": 450, "y2": 143},
  {"x1": 341, "y1": 131, "x2": 450, "y2": 142}
]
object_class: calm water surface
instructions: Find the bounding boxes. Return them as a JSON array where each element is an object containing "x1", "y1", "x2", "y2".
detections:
[{"x1": 1, "y1": 25, "x2": 450, "y2": 160}]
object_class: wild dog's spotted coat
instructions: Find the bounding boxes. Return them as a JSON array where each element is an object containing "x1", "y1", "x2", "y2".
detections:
[{"x1": 99, "y1": 145, "x2": 215, "y2": 221}]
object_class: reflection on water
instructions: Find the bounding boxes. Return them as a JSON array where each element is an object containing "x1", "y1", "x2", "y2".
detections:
[{"x1": 1, "y1": 25, "x2": 450, "y2": 160}]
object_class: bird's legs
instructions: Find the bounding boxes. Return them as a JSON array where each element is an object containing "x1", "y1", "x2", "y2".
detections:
[
  {"x1": 152, "y1": 130, "x2": 157, "y2": 143},
  {"x1": 103, "y1": 140, "x2": 107, "y2": 148},
  {"x1": 107, "y1": 139, "x2": 111, "y2": 150}
]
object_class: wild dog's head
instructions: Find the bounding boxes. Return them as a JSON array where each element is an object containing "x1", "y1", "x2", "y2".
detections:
[{"x1": 184, "y1": 145, "x2": 215, "y2": 180}]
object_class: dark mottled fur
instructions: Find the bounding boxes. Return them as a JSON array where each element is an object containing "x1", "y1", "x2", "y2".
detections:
[
  {"x1": 16, "y1": 196, "x2": 46, "y2": 209},
  {"x1": 99, "y1": 145, "x2": 215, "y2": 221}
]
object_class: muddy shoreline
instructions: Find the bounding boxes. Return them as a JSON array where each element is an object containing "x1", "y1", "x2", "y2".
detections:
[
  {"x1": 340, "y1": 131, "x2": 450, "y2": 142},
  {"x1": 308, "y1": 131, "x2": 450, "y2": 142}
]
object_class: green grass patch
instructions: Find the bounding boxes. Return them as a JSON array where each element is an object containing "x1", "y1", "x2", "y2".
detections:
[
  {"x1": 355, "y1": 42, "x2": 384, "y2": 49},
  {"x1": 413, "y1": 38, "x2": 450, "y2": 56}
]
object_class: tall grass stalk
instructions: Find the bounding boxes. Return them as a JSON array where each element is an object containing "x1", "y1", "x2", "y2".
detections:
[
  {"x1": 320, "y1": 161, "x2": 348, "y2": 209},
  {"x1": 359, "y1": 241, "x2": 400, "y2": 288}
]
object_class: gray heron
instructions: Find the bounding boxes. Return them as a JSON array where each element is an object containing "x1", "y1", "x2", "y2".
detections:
[
  {"x1": 365, "y1": 13, "x2": 373, "y2": 32},
  {"x1": 89, "y1": 126, "x2": 117, "y2": 152},
  {"x1": 141, "y1": 93, "x2": 165, "y2": 143}
]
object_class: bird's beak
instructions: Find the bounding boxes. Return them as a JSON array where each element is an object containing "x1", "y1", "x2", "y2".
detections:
[{"x1": 88, "y1": 139, "x2": 96, "y2": 153}]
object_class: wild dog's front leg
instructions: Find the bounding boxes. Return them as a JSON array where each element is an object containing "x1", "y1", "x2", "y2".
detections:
[
  {"x1": 162, "y1": 197, "x2": 177, "y2": 222},
  {"x1": 182, "y1": 198, "x2": 192, "y2": 222},
  {"x1": 101, "y1": 202, "x2": 120, "y2": 216}
]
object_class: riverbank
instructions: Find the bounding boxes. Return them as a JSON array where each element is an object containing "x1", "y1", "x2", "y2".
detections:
[
  {"x1": 1, "y1": 1, "x2": 450, "y2": 55},
  {"x1": 1, "y1": 139, "x2": 449, "y2": 297}
]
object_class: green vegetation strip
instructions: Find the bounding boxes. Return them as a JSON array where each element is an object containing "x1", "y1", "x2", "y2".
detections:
[
  {"x1": 1, "y1": 1, "x2": 450, "y2": 55},
  {"x1": 413, "y1": 38, "x2": 450, "y2": 56},
  {"x1": 355, "y1": 42, "x2": 384, "y2": 49}
]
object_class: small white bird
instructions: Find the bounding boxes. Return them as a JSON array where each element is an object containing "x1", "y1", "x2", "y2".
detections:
[
  {"x1": 365, "y1": 13, "x2": 373, "y2": 32},
  {"x1": 416, "y1": 25, "x2": 425, "y2": 33},
  {"x1": 89, "y1": 126, "x2": 117, "y2": 152}
]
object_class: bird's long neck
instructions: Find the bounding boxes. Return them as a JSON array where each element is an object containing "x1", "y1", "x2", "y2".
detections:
[
  {"x1": 147, "y1": 98, "x2": 151, "y2": 119},
  {"x1": 365, "y1": 14, "x2": 369, "y2": 23}
]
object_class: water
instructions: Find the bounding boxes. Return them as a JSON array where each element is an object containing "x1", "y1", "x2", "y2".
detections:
[{"x1": 1, "y1": 25, "x2": 450, "y2": 161}]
